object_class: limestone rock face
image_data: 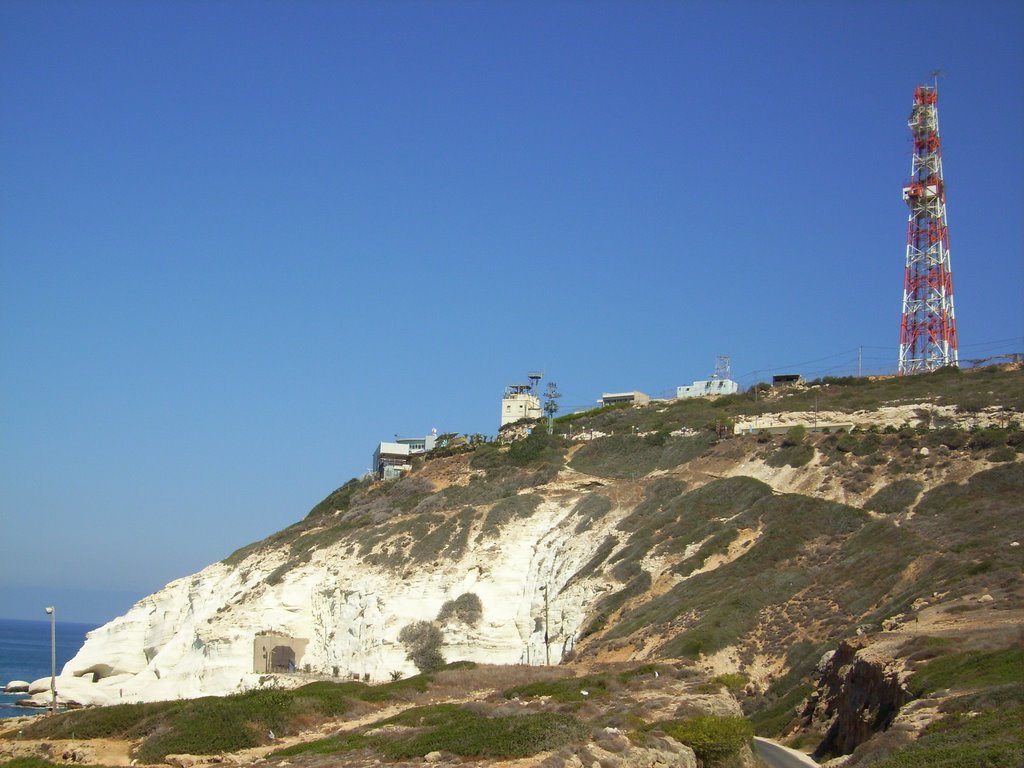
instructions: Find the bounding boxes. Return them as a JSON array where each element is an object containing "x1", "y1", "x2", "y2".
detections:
[
  {"x1": 800, "y1": 640, "x2": 910, "y2": 759},
  {"x1": 43, "y1": 495, "x2": 615, "y2": 706}
]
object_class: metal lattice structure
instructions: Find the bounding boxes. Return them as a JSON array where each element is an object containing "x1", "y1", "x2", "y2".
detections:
[{"x1": 898, "y1": 83, "x2": 959, "y2": 375}]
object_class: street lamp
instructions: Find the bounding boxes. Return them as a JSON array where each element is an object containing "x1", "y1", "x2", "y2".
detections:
[{"x1": 43, "y1": 607, "x2": 56, "y2": 714}]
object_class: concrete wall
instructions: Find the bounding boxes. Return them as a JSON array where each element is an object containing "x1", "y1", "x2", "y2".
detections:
[
  {"x1": 501, "y1": 393, "x2": 542, "y2": 426},
  {"x1": 253, "y1": 634, "x2": 309, "y2": 673}
]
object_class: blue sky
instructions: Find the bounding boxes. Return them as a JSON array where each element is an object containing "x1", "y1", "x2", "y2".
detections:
[{"x1": 2, "y1": 1, "x2": 1022, "y2": 623}]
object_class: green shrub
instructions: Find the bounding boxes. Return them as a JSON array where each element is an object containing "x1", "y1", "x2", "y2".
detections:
[
  {"x1": 907, "y1": 649, "x2": 1024, "y2": 697},
  {"x1": 711, "y1": 672, "x2": 748, "y2": 693},
  {"x1": 478, "y1": 494, "x2": 542, "y2": 539},
  {"x1": 871, "y1": 705, "x2": 1023, "y2": 768},
  {"x1": 504, "y1": 674, "x2": 612, "y2": 702},
  {"x1": 437, "y1": 592, "x2": 483, "y2": 626},
  {"x1": 507, "y1": 430, "x2": 565, "y2": 467},
  {"x1": 272, "y1": 732, "x2": 370, "y2": 757},
  {"x1": 766, "y1": 444, "x2": 814, "y2": 468},
  {"x1": 470, "y1": 443, "x2": 507, "y2": 470},
  {"x1": 969, "y1": 428, "x2": 1008, "y2": 450},
  {"x1": 988, "y1": 446, "x2": 1016, "y2": 462},
  {"x1": 398, "y1": 621, "x2": 446, "y2": 673},
  {"x1": 865, "y1": 479, "x2": 924, "y2": 514},
  {"x1": 378, "y1": 705, "x2": 587, "y2": 758},
  {"x1": 653, "y1": 715, "x2": 753, "y2": 765},
  {"x1": 782, "y1": 424, "x2": 806, "y2": 447}
]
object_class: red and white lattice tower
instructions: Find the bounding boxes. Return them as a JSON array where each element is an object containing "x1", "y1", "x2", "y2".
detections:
[{"x1": 898, "y1": 82, "x2": 958, "y2": 374}]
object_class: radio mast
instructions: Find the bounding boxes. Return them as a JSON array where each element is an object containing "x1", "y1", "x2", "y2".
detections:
[{"x1": 898, "y1": 78, "x2": 959, "y2": 374}]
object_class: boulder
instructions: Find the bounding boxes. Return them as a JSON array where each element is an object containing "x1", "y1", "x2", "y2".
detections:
[
  {"x1": 27, "y1": 678, "x2": 52, "y2": 695},
  {"x1": 2, "y1": 681, "x2": 29, "y2": 693}
]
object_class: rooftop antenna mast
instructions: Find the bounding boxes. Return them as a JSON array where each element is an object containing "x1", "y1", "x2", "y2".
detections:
[
  {"x1": 527, "y1": 371, "x2": 543, "y2": 394},
  {"x1": 713, "y1": 355, "x2": 732, "y2": 380},
  {"x1": 898, "y1": 73, "x2": 959, "y2": 374}
]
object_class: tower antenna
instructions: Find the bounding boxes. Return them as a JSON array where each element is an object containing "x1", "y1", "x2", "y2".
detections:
[{"x1": 898, "y1": 80, "x2": 959, "y2": 374}]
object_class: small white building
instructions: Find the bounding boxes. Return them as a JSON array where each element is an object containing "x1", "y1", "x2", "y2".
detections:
[
  {"x1": 676, "y1": 378, "x2": 739, "y2": 399},
  {"x1": 500, "y1": 384, "x2": 542, "y2": 427}
]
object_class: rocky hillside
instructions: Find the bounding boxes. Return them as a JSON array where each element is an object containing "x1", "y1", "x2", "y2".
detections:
[{"x1": 7, "y1": 365, "x2": 1023, "y2": 767}]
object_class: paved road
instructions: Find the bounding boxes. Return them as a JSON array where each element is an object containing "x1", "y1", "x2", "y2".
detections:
[{"x1": 754, "y1": 737, "x2": 819, "y2": 768}]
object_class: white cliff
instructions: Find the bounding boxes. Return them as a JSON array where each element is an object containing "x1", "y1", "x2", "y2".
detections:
[{"x1": 41, "y1": 491, "x2": 619, "y2": 707}]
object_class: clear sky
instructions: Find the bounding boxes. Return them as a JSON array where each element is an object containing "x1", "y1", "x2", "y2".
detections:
[{"x1": 2, "y1": 0, "x2": 1022, "y2": 623}]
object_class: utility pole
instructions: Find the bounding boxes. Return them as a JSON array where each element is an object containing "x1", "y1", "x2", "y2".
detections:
[{"x1": 44, "y1": 606, "x2": 56, "y2": 714}]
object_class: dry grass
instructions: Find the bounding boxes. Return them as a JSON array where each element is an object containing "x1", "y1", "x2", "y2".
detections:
[{"x1": 429, "y1": 664, "x2": 573, "y2": 698}]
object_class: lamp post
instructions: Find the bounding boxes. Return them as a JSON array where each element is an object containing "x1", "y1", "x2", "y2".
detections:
[{"x1": 43, "y1": 606, "x2": 56, "y2": 714}]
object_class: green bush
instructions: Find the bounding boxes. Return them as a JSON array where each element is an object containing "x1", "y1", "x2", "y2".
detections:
[
  {"x1": 907, "y1": 649, "x2": 1024, "y2": 697},
  {"x1": 378, "y1": 705, "x2": 587, "y2": 758},
  {"x1": 437, "y1": 592, "x2": 483, "y2": 626},
  {"x1": 653, "y1": 715, "x2": 753, "y2": 765},
  {"x1": 969, "y1": 428, "x2": 1008, "y2": 450},
  {"x1": 865, "y1": 479, "x2": 924, "y2": 514},
  {"x1": 504, "y1": 674, "x2": 612, "y2": 702},
  {"x1": 478, "y1": 493, "x2": 542, "y2": 539},
  {"x1": 988, "y1": 446, "x2": 1016, "y2": 462},
  {"x1": 871, "y1": 705, "x2": 1023, "y2": 768},
  {"x1": 711, "y1": 672, "x2": 748, "y2": 693},
  {"x1": 398, "y1": 621, "x2": 446, "y2": 673},
  {"x1": 782, "y1": 424, "x2": 806, "y2": 447},
  {"x1": 766, "y1": 444, "x2": 814, "y2": 468}
]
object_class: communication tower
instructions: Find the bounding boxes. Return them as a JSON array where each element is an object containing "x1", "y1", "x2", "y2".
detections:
[
  {"x1": 898, "y1": 79, "x2": 959, "y2": 374},
  {"x1": 713, "y1": 355, "x2": 732, "y2": 381}
]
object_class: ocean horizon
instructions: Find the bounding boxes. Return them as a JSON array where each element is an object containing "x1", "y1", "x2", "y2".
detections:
[{"x1": 0, "y1": 617, "x2": 98, "y2": 718}]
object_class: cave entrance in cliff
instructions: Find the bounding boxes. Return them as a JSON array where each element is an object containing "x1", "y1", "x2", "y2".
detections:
[{"x1": 271, "y1": 645, "x2": 296, "y2": 673}]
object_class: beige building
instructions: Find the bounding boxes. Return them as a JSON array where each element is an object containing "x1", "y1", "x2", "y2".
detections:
[
  {"x1": 501, "y1": 384, "x2": 542, "y2": 426},
  {"x1": 600, "y1": 391, "x2": 651, "y2": 407}
]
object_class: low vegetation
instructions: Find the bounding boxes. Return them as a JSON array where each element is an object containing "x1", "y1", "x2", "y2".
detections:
[
  {"x1": 646, "y1": 715, "x2": 754, "y2": 765},
  {"x1": 871, "y1": 705, "x2": 1024, "y2": 768},
  {"x1": 8, "y1": 677, "x2": 431, "y2": 763}
]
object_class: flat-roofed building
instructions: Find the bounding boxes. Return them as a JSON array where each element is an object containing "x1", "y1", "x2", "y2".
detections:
[
  {"x1": 373, "y1": 441, "x2": 411, "y2": 480},
  {"x1": 501, "y1": 384, "x2": 542, "y2": 426},
  {"x1": 600, "y1": 391, "x2": 651, "y2": 407},
  {"x1": 676, "y1": 378, "x2": 739, "y2": 399}
]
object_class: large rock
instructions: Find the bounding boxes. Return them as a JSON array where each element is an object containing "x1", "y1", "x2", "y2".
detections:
[
  {"x1": 799, "y1": 640, "x2": 910, "y2": 759},
  {"x1": 2, "y1": 680, "x2": 29, "y2": 693}
]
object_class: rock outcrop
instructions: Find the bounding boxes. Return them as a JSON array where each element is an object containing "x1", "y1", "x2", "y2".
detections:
[
  {"x1": 800, "y1": 641, "x2": 910, "y2": 759},
  {"x1": 39, "y1": 494, "x2": 616, "y2": 706}
]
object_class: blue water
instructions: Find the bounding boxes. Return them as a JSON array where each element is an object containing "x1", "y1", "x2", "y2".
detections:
[{"x1": 0, "y1": 618, "x2": 98, "y2": 718}]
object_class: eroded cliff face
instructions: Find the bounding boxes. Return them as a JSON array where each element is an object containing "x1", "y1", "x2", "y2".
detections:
[{"x1": 49, "y1": 492, "x2": 617, "y2": 706}]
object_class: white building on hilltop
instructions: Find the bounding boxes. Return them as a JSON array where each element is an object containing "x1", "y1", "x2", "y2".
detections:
[
  {"x1": 677, "y1": 355, "x2": 739, "y2": 399},
  {"x1": 676, "y1": 378, "x2": 739, "y2": 399},
  {"x1": 500, "y1": 373, "x2": 544, "y2": 427}
]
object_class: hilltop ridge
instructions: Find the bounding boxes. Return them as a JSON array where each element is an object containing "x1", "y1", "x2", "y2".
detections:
[{"x1": 4, "y1": 365, "x2": 1023, "y2": 767}]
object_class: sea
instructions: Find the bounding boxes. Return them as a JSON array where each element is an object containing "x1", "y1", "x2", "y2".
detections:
[{"x1": 0, "y1": 618, "x2": 98, "y2": 718}]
